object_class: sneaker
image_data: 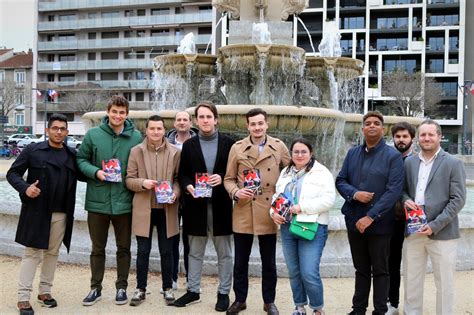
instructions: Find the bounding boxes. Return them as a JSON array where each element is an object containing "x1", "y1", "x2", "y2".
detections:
[
  {"x1": 185, "y1": 282, "x2": 202, "y2": 293},
  {"x1": 17, "y1": 301, "x2": 34, "y2": 315},
  {"x1": 82, "y1": 289, "x2": 102, "y2": 306},
  {"x1": 115, "y1": 288, "x2": 128, "y2": 305},
  {"x1": 160, "y1": 281, "x2": 178, "y2": 294},
  {"x1": 129, "y1": 289, "x2": 146, "y2": 307},
  {"x1": 215, "y1": 293, "x2": 230, "y2": 312},
  {"x1": 386, "y1": 303, "x2": 399, "y2": 315},
  {"x1": 163, "y1": 288, "x2": 175, "y2": 303},
  {"x1": 37, "y1": 294, "x2": 57, "y2": 308},
  {"x1": 170, "y1": 290, "x2": 200, "y2": 307},
  {"x1": 292, "y1": 306, "x2": 306, "y2": 315}
]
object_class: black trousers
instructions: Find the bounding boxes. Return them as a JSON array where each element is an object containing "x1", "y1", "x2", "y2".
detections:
[
  {"x1": 347, "y1": 230, "x2": 391, "y2": 314},
  {"x1": 233, "y1": 233, "x2": 277, "y2": 304},
  {"x1": 388, "y1": 219, "x2": 405, "y2": 308},
  {"x1": 136, "y1": 209, "x2": 174, "y2": 291},
  {"x1": 172, "y1": 210, "x2": 189, "y2": 282}
]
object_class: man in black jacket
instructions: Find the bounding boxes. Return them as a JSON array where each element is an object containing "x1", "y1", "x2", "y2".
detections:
[
  {"x1": 171, "y1": 101, "x2": 234, "y2": 312},
  {"x1": 7, "y1": 114, "x2": 82, "y2": 315}
]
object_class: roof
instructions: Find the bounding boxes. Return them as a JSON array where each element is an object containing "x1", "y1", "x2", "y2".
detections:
[
  {"x1": 0, "y1": 49, "x2": 13, "y2": 56},
  {"x1": 0, "y1": 51, "x2": 33, "y2": 69}
]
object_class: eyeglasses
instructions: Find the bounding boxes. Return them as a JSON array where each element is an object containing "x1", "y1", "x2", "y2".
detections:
[
  {"x1": 50, "y1": 126, "x2": 67, "y2": 132},
  {"x1": 292, "y1": 150, "x2": 309, "y2": 156}
]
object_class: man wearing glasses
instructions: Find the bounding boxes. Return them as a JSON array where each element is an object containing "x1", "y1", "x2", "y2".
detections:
[
  {"x1": 7, "y1": 114, "x2": 83, "y2": 314},
  {"x1": 224, "y1": 108, "x2": 290, "y2": 315}
]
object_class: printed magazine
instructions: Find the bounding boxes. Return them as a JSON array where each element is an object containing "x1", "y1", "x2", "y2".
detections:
[
  {"x1": 102, "y1": 159, "x2": 122, "y2": 182},
  {"x1": 405, "y1": 204, "x2": 427, "y2": 234},
  {"x1": 195, "y1": 173, "x2": 212, "y2": 198},
  {"x1": 243, "y1": 169, "x2": 262, "y2": 195},
  {"x1": 271, "y1": 193, "x2": 292, "y2": 223},
  {"x1": 155, "y1": 181, "x2": 173, "y2": 204}
]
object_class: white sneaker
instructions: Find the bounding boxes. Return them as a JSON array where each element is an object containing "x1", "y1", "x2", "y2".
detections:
[
  {"x1": 386, "y1": 303, "x2": 399, "y2": 315},
  {"x1": 163, "y1": 288, "x2": 175, "y2": 302},
  {"x1": 160, "y1": 281, "x2": 177, "y2": 294}
]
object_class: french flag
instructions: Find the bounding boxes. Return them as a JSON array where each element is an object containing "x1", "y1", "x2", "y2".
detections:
[
  {"x1": 36, "y1": 90, "x2": 42, "y2": 97},
  {"x1": 48, "y1": 89, "x2": 58, "y2": 99}
]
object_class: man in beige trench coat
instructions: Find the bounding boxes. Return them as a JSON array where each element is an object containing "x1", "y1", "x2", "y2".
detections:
[
  {"x1": 126, "y1": 115, "x2": 181, "y2": 306},
  {"x1": 224, "y1": 108, "x2": 291, "y2": 315}
]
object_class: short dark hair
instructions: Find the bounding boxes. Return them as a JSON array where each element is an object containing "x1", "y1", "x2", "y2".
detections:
[
  {"x1": 194, "y1": 101, "x2": 218, "y2": 119},
  {"x1": 47, "y1": 113, "x2": 68, "y2": 128},
  {"x1": 285, "y1": 138, "x2": 316, "y2": 174},
  {"x1": 245, "y1": 108, "x2": 267, "y2": 123},
  {"x1": 391, "y1": 122, "x2": 415, "y2": 138},
  {"x1": 107, "y1": 95, "x2": 129, "y2": 113},
  {"x1": 363, "y1": 111, "x2": 384, "y2": 124},
  {"x1": 146, "y1": 115, "x2": 165, "y2": 128},
  {"x1": 419, "y1": 119, "x2": 442, "y2": 136}
]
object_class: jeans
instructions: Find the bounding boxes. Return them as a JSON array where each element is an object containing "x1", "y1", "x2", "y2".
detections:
[
  {"x1": 388, "y1": 219, "x2": 405, "y2": 308},
  {"x1": 172, "y1": 209, "x2": 189, "y2": 282},
  {"x1": 347, "y1": 230, "x2": 391, "y2": 314},
  {"x1": 136, "y1": 209, "x2": 174, "y2": 291},
  {"x1": 280, "y1": 223, "x2": 328, "y2": 311},
  {"x1": 233, "y1": 233, "x2": 277, "y2": 303},
  {"x1": 88, "y1": 212, "x2": 131, "y2": 291}
]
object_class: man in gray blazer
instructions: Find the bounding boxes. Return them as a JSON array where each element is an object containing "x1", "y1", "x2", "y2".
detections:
[{"x1": 402, "y1": 119, "x2": 466, "y2": 315}]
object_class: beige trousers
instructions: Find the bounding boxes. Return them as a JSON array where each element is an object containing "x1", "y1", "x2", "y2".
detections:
[
  {"x1": 402, "y1": 234, "x2": 458, "y2": 315},
  {"x1": 18, "y1": 212, "x2": 67, "y2": 302}
]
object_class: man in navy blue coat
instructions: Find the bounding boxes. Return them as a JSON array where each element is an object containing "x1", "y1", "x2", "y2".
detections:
[{"x1": 336, "y1": 111, "x2": 404, "y2": 315}]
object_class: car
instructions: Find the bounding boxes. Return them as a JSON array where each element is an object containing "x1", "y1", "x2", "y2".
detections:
[
  {"x1": 17, "y1": 136, "x2": 44, "y2": 148},
  {"x1": 7, "y1": 134, "x2": 35, "y2": 145},
  {"x1": 65, "y1": 136, "x2": 82, "y2": 149}
]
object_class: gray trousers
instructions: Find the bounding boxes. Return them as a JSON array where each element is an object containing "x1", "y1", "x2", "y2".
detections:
[{"x1": 187, "y1": 205, "x2": 233, "y2": 295}]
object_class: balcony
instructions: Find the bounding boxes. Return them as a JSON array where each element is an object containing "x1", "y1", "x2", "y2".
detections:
[
  {"x1": 36, "y1": 101, "x2": 151, "y2": 111},
  {"x1": 38, "y1": 12, "x2": 213, "y2": 32},
  {"x1": 38, "y1": 0, "x2": 196, "y2": 11},
  {"x1": 37, "y1": 34, "x2": 210, "y2": 51},
  {"x1": 38, "y1": 59, "x2": 153, "y2": 71},
  {"x1": 37, "y1": 80, "x2": 155, "y2": 90}
]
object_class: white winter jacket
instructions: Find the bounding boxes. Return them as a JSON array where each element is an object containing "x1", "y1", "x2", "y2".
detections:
[{"x1": 272, "y1": 161, "x2": 336, "y2": 225}]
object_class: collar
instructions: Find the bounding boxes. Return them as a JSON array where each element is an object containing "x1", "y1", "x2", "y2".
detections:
[
  {"x1": 418, "y1": 147, "x2": 441, "y2": 164},
  {"x1": 363, "y1": 138, "x2": 385, "y2": 153}
]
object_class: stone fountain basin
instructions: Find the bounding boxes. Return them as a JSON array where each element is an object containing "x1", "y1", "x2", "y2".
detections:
[
  {"x1": 153, "y1": 53, "x2": 217, "y2": 76},
  {"x1": 305, "y1": 56, "x2": 364, "y2": 82}
]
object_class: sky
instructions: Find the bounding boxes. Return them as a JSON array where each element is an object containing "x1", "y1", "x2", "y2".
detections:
[{"x1": 0, "y1": 0, "x2": 35, "y2": 52}]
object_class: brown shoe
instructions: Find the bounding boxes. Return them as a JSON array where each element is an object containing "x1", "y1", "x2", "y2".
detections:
[
  {"x1": 264, "y1": 302, "x2": 279, "y2": 315},
  {"x1": 226, "y1": 301, "x2": 247, "y2": 314},
  {"x1": 37, "y1": 294, "x2": 57, "y2": 308},
  {"x1": 17, "y1": 301, "x2": 34, "y2": 315}
]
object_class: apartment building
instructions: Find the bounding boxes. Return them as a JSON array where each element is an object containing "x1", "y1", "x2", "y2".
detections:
[
  {"x1": 36, "y1": 0, "x2": 213, "y2": 135},
  {"x1": 0, "y1": 49, "x2": 34, "y2": 137},
  {"x1": 291, "y1": 0, "x2": 467, "y2": 151}
]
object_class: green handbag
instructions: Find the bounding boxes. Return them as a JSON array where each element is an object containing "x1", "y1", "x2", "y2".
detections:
[{"x1": 289, "y1": 216, "x2": 318, "y2": 241}]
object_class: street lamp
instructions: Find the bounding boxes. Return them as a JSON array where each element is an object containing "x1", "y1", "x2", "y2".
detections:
[{"x1": 460, "y1": 80, "x2": 472, "y2": 155}]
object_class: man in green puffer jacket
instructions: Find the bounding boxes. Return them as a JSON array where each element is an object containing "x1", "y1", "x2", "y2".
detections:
[{"x1": 77, "y1": 95, "x2": 142, "y2": 307}]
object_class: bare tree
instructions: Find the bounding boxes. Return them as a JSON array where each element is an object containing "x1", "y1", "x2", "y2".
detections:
[
  {"x1": 64, "y1": 89, "x2": 110, "y2": 114},
  {"x1": 0, "y1": 79, "x2": 19, "y2": 117},
  {"x1": 382, "y1": 70, "x2": 443, "y2": 117}
]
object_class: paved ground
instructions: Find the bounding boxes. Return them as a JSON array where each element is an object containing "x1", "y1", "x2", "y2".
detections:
[{"x1": 0, "y1": 255, "x2": 473, "y2": 315}]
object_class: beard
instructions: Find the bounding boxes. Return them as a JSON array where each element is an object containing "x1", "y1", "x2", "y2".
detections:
[{"x1": 395, "y1": 141, "x2": 412, "y2": 153}]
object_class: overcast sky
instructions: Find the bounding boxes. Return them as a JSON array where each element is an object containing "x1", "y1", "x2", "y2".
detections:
[{"x1": 0, "y1": 0, "x2": 35, "y2": 52}]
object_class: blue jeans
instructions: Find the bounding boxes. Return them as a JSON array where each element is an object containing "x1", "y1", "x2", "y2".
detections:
[{"x1": 280, "y1": 223, "x2": 328, "y2": 311}]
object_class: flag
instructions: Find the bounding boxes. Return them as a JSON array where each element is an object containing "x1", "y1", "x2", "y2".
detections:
[
  {"x1": 36, "y1": 90, "x2": 42, "y2": 97},
  {"x1": 471, "y1": 82, "x2": 474, "y2": 95},
  {"x1": 48, "y1": 89, "x2": 58, "y2": 99}
]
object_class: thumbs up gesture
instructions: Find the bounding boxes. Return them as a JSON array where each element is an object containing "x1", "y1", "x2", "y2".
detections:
[{"x1": 26, "y1": 180, "x2": 41, "y2": 198}]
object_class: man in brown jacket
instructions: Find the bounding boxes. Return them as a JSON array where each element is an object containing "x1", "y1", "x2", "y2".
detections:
[
  {"x1": 224, "y1": 108, "x2": 291, "y2": 315},
  {"x1": 126, "y1": 115, "x2": 181, "y2": 306}
]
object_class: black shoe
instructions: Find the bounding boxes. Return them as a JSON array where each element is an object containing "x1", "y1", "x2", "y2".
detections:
[
  {"x1": 264, "y1": 303, "x2": 279, "y2": 315},
  {"x1": 37, "y1": 294, "x2": 57, "y2": 308},
  {"x1": 129, "y1": 289, "x2": 146, "y2": 306},
  {"x1": 82, "y1": 289, "x2": 101, "y2": 306},
  {"x1": 18, "y1": 301, "x2": 34, "y2": 315},
  {"x1": 348, "y1": 311, "x2": 366, "y2": 315},
  {"x1": 115, "y1": 288, "x2": 128, "y2": 305},
  {"x1": 226, "y1": 301, "x2": 247, "y2": 315},
  {"x1": 170, "y1": 291, "x2": 200, "y2": 307},
  {"x1": 215, "y1": 293, "x2": 230, "y2": 312}
]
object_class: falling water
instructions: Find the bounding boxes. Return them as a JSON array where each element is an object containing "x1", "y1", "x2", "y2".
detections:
[
  {"x1": 296, "y1": 16, "x2": 316, "y2": 54},
  {"x1": 205, "y1": 13, "x2": 225, "y2": 55}
]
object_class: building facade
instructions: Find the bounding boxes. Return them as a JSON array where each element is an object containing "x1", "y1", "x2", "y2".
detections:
[
  {"x1": 35, "y1": 0, "x2": 213, "y2": 136},
  {"x1": 0, "y1": 49, "x2": 34, "y2": 140}
]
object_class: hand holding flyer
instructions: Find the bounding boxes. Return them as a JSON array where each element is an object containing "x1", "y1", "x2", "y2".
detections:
[
  {"x1": 405, "y1": 204, "x2": 427, "y2": 234},
  {"x1": 271, "y1": 193, "x2": 292, "y2": 224},
  {"x1": 102, "y1": 159, "x2": 122, "y2": 182},
  {"x1": 195, "y1": 173, "x2": 212, "y2": 198},
  {"x1": 155, "y1": 181, "x2": 173, "y2": 204},
  {"x1": 243, "y1": 169, "x2": 262, "y2": 195}
]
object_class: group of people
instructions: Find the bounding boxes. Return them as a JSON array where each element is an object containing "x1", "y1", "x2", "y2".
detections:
[{"x1": 6, "y1": 96, "x2": 466, "y2": 315}]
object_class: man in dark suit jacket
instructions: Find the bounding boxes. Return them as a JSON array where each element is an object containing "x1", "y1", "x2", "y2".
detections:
[
  {"x1": 402, "y1": 119, "x2": 466, "y2": 315},
  {"x1": 171, "y1": 101, "x2": 235, "y2": 312}
]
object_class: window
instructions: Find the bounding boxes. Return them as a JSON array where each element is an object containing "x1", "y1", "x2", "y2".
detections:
[
  {"x1": 136, "y1": 51, "x2": 145, "y2": 59},
  {"x1": 137, "y1": 71, "x2": 145, "y2": 80},
  {"x1": 124, "y1": 72, "x2": 135, "y2": 80},
  {"x1": 58, "y1": 34, "x2": 75, "y2": 41},
  {"x1": 123, "y1": 92, "x2": 132, "y2": 101},
  {"x1": 58, "y1": 73, "x2": 75, "y2": 82},
  {"x1": 199, "y1": 5, "x2": 212, "y2": 12},
  {"x1": 15, "y1": 112, "x2": 25, "y2": 126},
  {"x1": 137, "y1": 9, "x2": 146, "y2": 16},
  {"x1": 175, "y1": 7, "x2": 184, "y2": 14},
  {"x1": 0, "y1": 70, "x2": 4, "y2": 82},
  {"x1": 151, "y1": 8, "x2": 170, "y2": 15},
  {"x1": 124, "y1": 30, "x2": 135, "y2": 38},
  {"x1": 137, "y1": 30, "x2": 146, "y2": 37},
  {"x1": 16, "y1": 92, "x2": 25, "y2": 105},
  {"x1": 47, "y1": 54, "x2": 55, "y2": 62},
  {"x1": 88, "y1": 52, "x2": 96, "y2": 60},
  {"x1": 101, "y1": 52, "x2": 119, "y2": 60},
  {"x1": 198, "y1": 27, "x2": 212, "y2": 35},
  {"x1": 101, "y1": 32, "x2": 119, "y2": 39},
  {"x1": 101, "y1": 11, "x2": 120, "y2": 18},
  {"x1": 88, "y1": 12, "x2": 97, "y2": 19},
  {"x1": 125, "y1": 10, "x2": 135, "y2": 17},
  {"x1": 151, "y1": 29, "x2": 169, "y2": 36},
  {"x1": 47, "y1": 35, "x2": 54, "y2": 42},
  {"x1": 101, "y1": 72, "x2": 118, "y2": 80},
  {"x1": 47, "y1": 74, "x2": 55, "y2": 82},
  {"x1": 48, "y1": 15, "x2": 55, "y2": 21},
  {"x1": 15, "y1": 71, "x2": 26, "y2": 84},
  {"x1": 135, "y1": 92, "x2": 144, "y2": 101},
  {"x1": 59, "y1": 14, "x2": 75, "y2": 21},
  {"x1": 87, "y1": 73, "x2": 96, "y2": 81},
  {"x1": 88, "y1": 32, "x2": 96, "y2": 40},
  {"x1": 59, "y1": 54, "x2": 75, "y2": 61}
]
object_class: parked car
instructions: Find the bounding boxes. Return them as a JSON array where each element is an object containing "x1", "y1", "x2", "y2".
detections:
[
  {"x1": 65, "y1": 136, "x2": 82, "y2": 149},
  {"x1": 7, "y1": 134, "x2": 35, "y2": 145},
  {"x1": 17, "y1": 136, "x2": 44, "y2": 148}
]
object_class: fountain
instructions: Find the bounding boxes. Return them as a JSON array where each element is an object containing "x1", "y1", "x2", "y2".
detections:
[{"x1": 4, "y1": 0, "x2": 467, "y2": 278}]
